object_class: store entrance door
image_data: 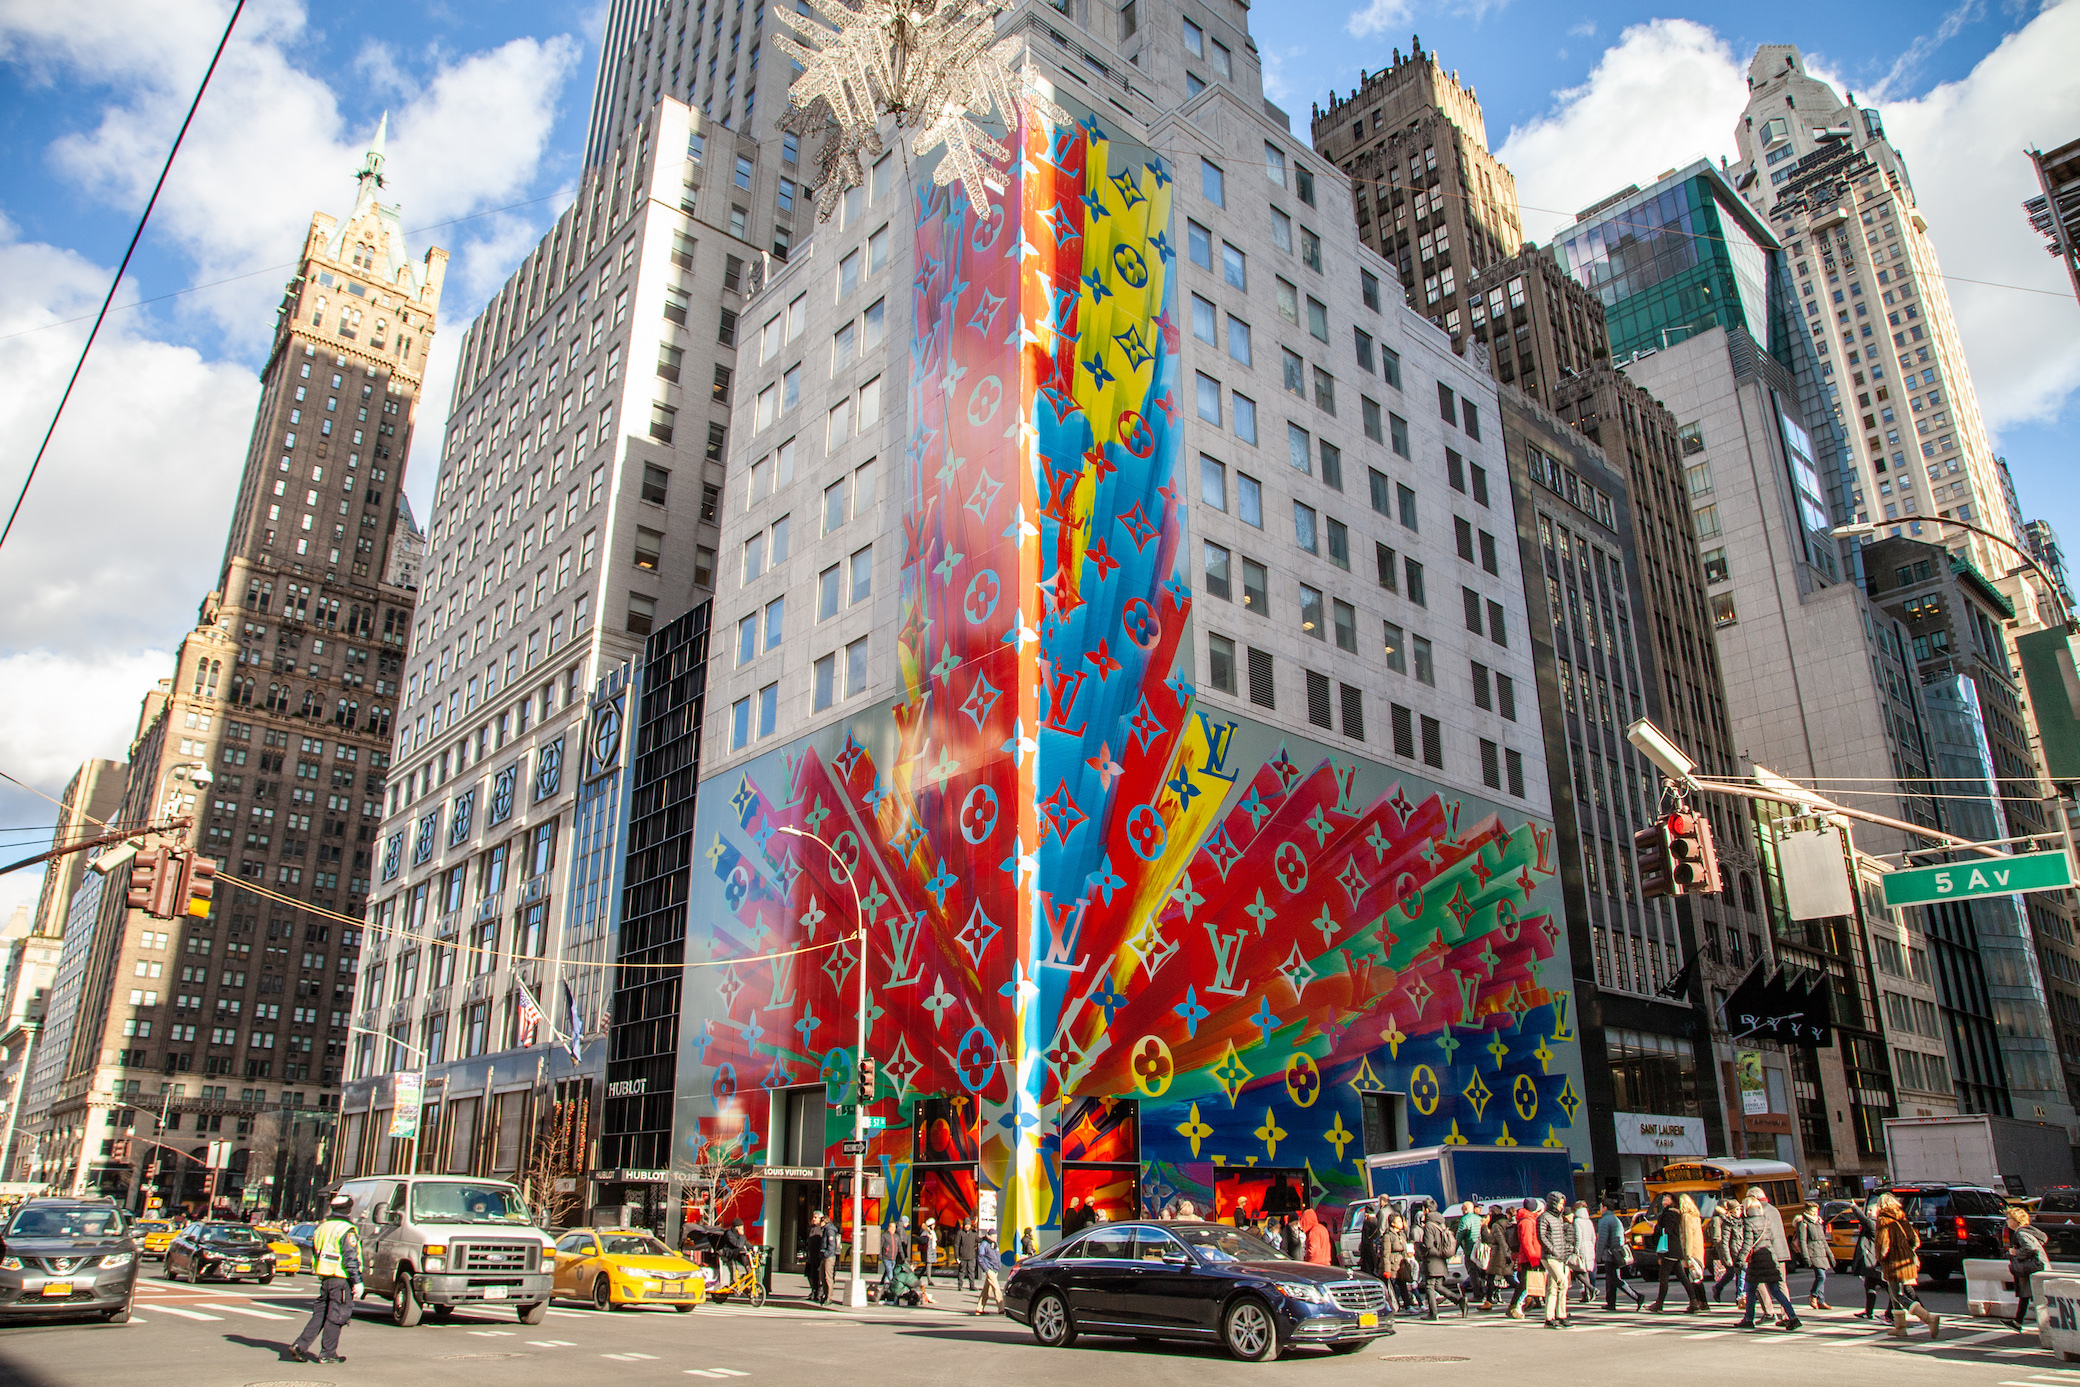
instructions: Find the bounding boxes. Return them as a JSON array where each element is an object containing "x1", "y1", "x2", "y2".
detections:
[{"x1": 771, "y1": 1179, "x2": 824, "y2": 1274}]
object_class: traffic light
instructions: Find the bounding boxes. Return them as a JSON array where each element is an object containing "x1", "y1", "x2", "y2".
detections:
[
  {"x1": 1633, "y1": 822, "x2": 1675, "y2": 899},
  {"x1": 181, "y1": 853, "x2": 219, "y2": 918},
  {"x1": 109, "y1": 1139, "x2": 132, "y2": 1163},
  {"x1": 857, "y1": 1056, "x2": 876, "y2": 1099},
  {"x1": 127, "y1": 848, "x2": 184, "y2": 920},
  {"x1": 1667, "y1": 812, "x2": 1722, "y2": 896}
]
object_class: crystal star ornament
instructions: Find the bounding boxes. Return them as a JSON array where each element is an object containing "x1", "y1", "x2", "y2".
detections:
[{"x1": 773, "y1": 0, "x2": 1069, "y2": 220}]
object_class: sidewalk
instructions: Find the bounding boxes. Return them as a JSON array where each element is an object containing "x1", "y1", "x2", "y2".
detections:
[{"x1": 761, "y1": 1269, "x2": 1003, "y2": 1318}]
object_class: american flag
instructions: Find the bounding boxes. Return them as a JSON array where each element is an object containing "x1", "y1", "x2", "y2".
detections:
[{"x1": 514, "y1": 980, "x2": 545, "y2": 1048}]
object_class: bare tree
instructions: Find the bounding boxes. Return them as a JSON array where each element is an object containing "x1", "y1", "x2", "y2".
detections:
[{"x1": 517, "y1": 1090, "x2": 587, "y2": 1228}]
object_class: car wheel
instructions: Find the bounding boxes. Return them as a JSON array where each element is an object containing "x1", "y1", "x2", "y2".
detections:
[
  {"x1": 674, "y1": 1304, "x2": 696, "y2": 1314},
  {"x1": 1222, "y1": 1297, "x2": 1280, "y2": 1363},
  {"x1": 392, "y1": 1275, "x2": 424, "y2": 1327},
  {"x1": 430, "y1": 1304, "x2": 455, "y2": 1321},
  {"x1": 259, "y1": 1272, "x2": 274, "y2": 1286},
  {"x1": 104, "y1": 1303, "x2": 132, "y2": 1325},
  {"x1": 1031, "y1": 1290, "x2": 1076, "y2": 1347},
  {"x1": 518, "y1": 1302, "x2": 548, "y2": 1325},
  {"x1": 593, "y1": 1275, "x2": 615, "y2": 1311},
  {"x1": 1328, "y1": 1342, "x2": 1365, "y2": 1355}
]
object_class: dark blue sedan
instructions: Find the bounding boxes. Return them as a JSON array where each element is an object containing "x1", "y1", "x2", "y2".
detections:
[{"x1": 1002, "y1": 1221, "x2": 1390, "y2": 1362}]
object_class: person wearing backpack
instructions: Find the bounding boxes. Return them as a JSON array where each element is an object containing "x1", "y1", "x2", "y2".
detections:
[{"x1": 1417, "y1": 1203, "x2": 1466, "y2": 1318}]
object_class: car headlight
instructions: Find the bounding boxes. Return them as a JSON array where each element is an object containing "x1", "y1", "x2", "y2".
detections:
[
  {"x1": 1273, "y1": 1280, "x2": 1329, "y2": 1304},
  {"x1": 424, "y1": 1257, "x2": 445, "y2": 1272},
  {"x1": 0, "y1": 1257, "x2": 21, "y2": 1271},
  {"x1": 98, "y1": 1253, "x2": 134, "y2": 1269}
]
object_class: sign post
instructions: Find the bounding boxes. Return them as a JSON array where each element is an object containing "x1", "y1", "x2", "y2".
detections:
[{"x1": 1880, "y1": 850, "x2": 2076, "y2": 908}]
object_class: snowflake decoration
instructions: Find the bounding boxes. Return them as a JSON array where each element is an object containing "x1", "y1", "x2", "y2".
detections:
[{"x1": 773, "y1": 0, "x2": 1068, "y2": 219}]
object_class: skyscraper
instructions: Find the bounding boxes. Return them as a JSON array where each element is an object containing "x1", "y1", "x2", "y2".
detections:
[
  {"x1": 18, "y1": 126, "x2": 441, "y2": 1210},
  {"x1": 1727, "y1": 47, "x2": 2035, "y2": 612},
  {"x1": 1310, "y1": 40, "x2": 1522, "y2": 349}
]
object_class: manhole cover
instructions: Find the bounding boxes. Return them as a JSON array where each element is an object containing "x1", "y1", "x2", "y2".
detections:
[{"x1": 1379, "y1": 1355, "x2": 1469, "y2": 1362}]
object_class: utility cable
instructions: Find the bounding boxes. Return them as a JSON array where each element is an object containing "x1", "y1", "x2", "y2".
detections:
[{"x1": 0, "y1": 0, "x2": 246, "y2": 554}]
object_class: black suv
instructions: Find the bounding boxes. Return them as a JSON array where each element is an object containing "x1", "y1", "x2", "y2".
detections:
[
  {"x1": 0, "y1": 1198, "x2": 138, "y2": 1323},
  {"x1": 1879, "y1": 1182, "x2": 2007, "y2": 1284}
]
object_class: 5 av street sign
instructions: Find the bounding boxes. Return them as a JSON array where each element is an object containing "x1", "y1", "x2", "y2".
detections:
[{"x1": 1881, "y1": 849, "x2": 2076, "y2": 908}]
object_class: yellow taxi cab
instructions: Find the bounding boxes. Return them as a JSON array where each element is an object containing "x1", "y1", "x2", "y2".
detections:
[
  {"x1": 551, "y1": 1228, "x2": 706, "y2": 1312},
  {"x1": 134, "y1": 1221, "x2": 181, "y2": 1260},
  {"x1": 254, "y1": 1229, "x2": 302, "y2": 1276}
]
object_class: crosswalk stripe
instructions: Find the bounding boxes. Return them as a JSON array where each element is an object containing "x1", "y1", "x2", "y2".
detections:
[
  {"x1": 146, "y1": 1305, "x2": 225, "y2": 1321},
  {"x1": 709, "y1": 1371, "x2": 750, "y2": 1379},
  {"x1": 468, "y1": 1330, "x2": 516, "y2": 1337},
  {"x1": 546, "y1": 1308, "x2": 591, "y2": 1318},
  {"x1": 528, "y1": 1339, "x2": 577, "y2": 1347},
  {"x1": 197, "y1": 1302, "x2": 293, "y2": 1321}
]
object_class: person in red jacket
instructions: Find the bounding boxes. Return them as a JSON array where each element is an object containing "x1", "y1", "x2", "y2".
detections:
[
  {"x1": 1505, "y1": 1199, "x2": 1544, "y2": 1319},
  {"x1": 1297, "y1": 1206, "x2": 1334, "y2": 1264}
]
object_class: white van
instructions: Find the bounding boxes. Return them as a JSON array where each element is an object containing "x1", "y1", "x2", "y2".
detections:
[{"x1": 333, "y1": 1175, "x2": 556, "y2": 1325}]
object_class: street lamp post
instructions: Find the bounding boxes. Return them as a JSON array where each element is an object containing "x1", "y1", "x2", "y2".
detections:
[
  {"x1": 771, "y1": 824, "x2": 871, "y2": 1307},
  {"x1": 1833, "y1": 517, "x2": 2077, "y2": 631},
  {"x1": 346, "y1": 1025, "x2": 430, "y2": 1174}
]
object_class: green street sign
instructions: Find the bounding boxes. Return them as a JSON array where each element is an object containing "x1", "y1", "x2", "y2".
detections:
[{"x1": 1881, "y1": 850, "x2": 2076, "y2": 908}]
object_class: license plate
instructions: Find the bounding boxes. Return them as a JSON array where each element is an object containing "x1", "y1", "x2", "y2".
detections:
[
  {"x1": 41, "y1": 1283, "x2": 73, "y2": 1297},
  {"x1": 1358, "y1": 1312, "x2": 1377, "y2": 1328},
  {"x1": 482, "y1": 1286, "x2": 509, "y2": 1300},
  {"x1": 233, "y1": 1264, "x2": 251, "y2": 1272}
]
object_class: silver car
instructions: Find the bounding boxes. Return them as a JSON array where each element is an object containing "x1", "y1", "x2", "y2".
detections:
[{"x1": 0, "y1": 1199, "x2": 138, "y2": 1323}]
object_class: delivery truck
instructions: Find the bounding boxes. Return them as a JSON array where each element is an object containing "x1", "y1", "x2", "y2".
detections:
[{"x1": 1883, "y1": 1114, "x2": 2075, "y2": 1194}]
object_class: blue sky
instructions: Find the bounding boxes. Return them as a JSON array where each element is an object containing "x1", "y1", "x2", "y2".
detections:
[{"x1": 0, "y1": 0, "x2": 2074, "y2": 913}]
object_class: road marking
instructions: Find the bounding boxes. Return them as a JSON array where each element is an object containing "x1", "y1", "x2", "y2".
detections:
[
  {"x1": 547, "y1": 1308, "x2": 591, "y2": 1318},
  {"x1": 604, "y1": 1354, "x2": 641, "y2": 1362},
  {"x1": 623, "y1": 1353, "x2": 659, "y2": 1360},
  {"x1": 1947, "y1": 1330, "x2": 2015, "y2": 1346},
  {"x1": 1620, "y1": 1327, "x2": 1675, "y2": 1335},
  {"x1": 469, "y1": 1330, "x2": 517, "y2": 1337},
  {"x1": 196, "y1": 1302, "x2": 294, "y2": 1320},
  {"x1": 1683, "y1": 1331, "x2": 1731, "y2": 1339},
  {"x1": 528, "y1": 1339, "x2": 577, "y2": 1347},
  {"x1": 146, "y1": 1305, "x2": 225, "y2": 1321}
]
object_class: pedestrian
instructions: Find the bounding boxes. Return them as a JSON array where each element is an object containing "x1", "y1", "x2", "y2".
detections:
[
  {"x1": 879, "y1": 1216, "x2": 908, "y2": 1301},
  {"x1": 1709, "y1": 1200, "x2": 1742, "y2": 1305},
  {"x1": 821, "y1": 1214, "x2": 840, "y2": 1304},
  {"x1": 2005, "y1": 1204, "x2": 2050, "y2": 1331},
  {"x1": 973, "y1": 1234, "x2": 1003, "y2": 1315},
  {"x1": 1418, "y1": 1203, "x2": 1465, "y2": 1318},
  {"x1": 1280, "y1": 1213, "x2": 1303, "y2": 1260},
  {"x1": 1454, "y1": 1202, "x2": 1487, "y2": 1305},
  {"x1": 1647, "y1": 1194, "x2": 1682, "y2": 1311},
  {"x1": 1383, "y1": 1211, "x2": 1412, "y2": 1311},
  {"x1": 804, "y1": 1210, "x2": 830, "y2": 1303},
  {"x1": 1481, "y1": 1204, "x2": 1514, "y2": 1311},
  {"x1": 1874, "y1": 1192, "x2": 1941, "y2": 1340},
  {"x1": 288, "y1": 1192, "x2": 361, "y2": 1365},
  {"x1": 1792, "y1": 1203, "x2": 1833, "y2": 1311},
  {"x1": 1505, "y1": 1198, "x2": 1543, "y2": 1319},
  {"x1": 956, "y1": 1217, "x2": 980, "y2": 1292},
  {"x1": 1850, "y1": 1197, "x2": 1891, "y2": 1319},
  {"x1": 1357, "y1": 1203, "x2": 1385, "y2": 1280},
  {"x1": 1535, "y1": 1191, "x2": 1576, "y2": 1328},
  {"x1": 1020, "y1": 1226, "x2": 1038, "y2": 1258},
  {"x1": 1299, "y1": 1206, "x2": 1332, "y2": 1265},
  {"x1": 1174, "y1": 1198, "x2": 1198, "y2": 1219},
  {"x1": 1736, "y1": 1195, "x2": 1801, "y2": 1331},
  {"x1": 1678, "y1": 1194, "x2": 1709, "y2": 1312},
  {"x1": 918, "y1": 1215, "x2": 939, "y2": 1286},
  {"x1": 1597, "y1": 1200, "x2": 1642, "y2": 1309},
  {"x1": 1062, "y1": 1197, "x2": 1087, "y2": 1237},
  {"x1": 1571, "y1": 1202, "x2": 1597, "y2": 1305}
]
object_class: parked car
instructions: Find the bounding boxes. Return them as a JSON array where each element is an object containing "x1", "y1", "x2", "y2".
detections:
[
  {"x1": 550, "y1": 1228, "x2": 705, "y2": 1311},
  {"x1": 1003, "y1": 1220, "x2": 1390, "y2": 1362},
  {"x1": 0, "y1": 1198, "x2": 137, "y2": 1323},
  {"x1": 163, "y1": 1222, "x2": 276, "y2": 1285}
]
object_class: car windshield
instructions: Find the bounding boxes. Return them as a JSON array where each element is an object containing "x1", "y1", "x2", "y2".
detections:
[
  {"x1": 1895, "y1": 1192, "x2": 1951, "y2": 1220},
  {"x1": 1169, "y1": 1225, "x2": 1289, "y2": 1263},
  {"x1": 602, "y1": 1235, "x2": 671, "y2": 1257},
  {"x1": 7, "y1": 1207, "x2": 121, "y2": 1239},
  {"x1": 2040, "y1": 1192, "x2": 2080, "y2": 1214},
  {"x1": 202, "y1": 1226, "x2": 265, "y2": 1244},
  {"x1": 409, "y1": 1181, "x2": 534, "y2": 1225}
]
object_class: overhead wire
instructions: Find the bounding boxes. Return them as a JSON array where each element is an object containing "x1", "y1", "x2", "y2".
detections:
[{"x1": 0, "y1": 0, "x2": 246, "y2": 555}]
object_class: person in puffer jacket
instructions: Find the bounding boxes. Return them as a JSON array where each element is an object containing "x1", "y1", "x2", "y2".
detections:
[
  {"x1": 1504, "y1": 1200, "x2": 1543, "y2": 1318},
  {"x1": 1534, "y1": 1191, "x2": 1578, "y2": 1327}
]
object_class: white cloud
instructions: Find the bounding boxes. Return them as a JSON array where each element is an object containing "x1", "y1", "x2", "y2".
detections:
[
  {"x1": 1566, "y1": 20, "x2": 1597, "y2": 38},
  {"x1": 1347, "y1": 0, "x2": 1414, "y2": 40},
  {"x1": 1497, "y1": 19, "x2": 1749, "y2": 245},
  {"x1": 1869, "y1": 0, "x2": 2080, "y2": 430}
]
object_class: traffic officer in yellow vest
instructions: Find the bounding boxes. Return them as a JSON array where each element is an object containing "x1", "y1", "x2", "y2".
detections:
[{"x1": 290, "y1": 1193, "x2": 363, "y2": 1364}]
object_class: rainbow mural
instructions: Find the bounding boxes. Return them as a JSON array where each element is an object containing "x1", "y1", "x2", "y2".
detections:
[{"x1": 686, "y1": 104, "x2": 1584, "y2": 1244}]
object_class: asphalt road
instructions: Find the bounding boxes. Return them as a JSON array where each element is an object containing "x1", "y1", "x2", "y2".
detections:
[{"x1": 0, "y1": 1272, "x2": 2073, "y2": 1387}]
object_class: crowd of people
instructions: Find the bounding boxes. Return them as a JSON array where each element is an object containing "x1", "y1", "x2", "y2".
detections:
[{"x1": 792, "y1": 1185, "x2": 2052, "y2": 1345}]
